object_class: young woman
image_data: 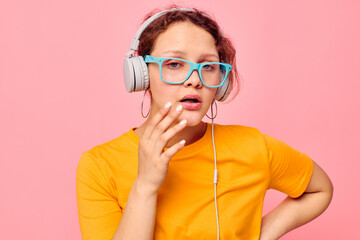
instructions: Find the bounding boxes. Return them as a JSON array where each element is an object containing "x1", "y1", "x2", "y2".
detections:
[{"x1": 76, "y1": 7, "x2": 333, "y2": 240}]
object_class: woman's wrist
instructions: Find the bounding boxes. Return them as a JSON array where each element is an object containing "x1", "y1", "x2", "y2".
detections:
[{"x1": 132, "y1": 178, "x2": 159, "y2": 198}]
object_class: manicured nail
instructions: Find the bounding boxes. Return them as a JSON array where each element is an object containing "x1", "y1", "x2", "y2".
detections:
[
  {"x1": 179, "y1": 119, "x2": 187, "y2": 125},
  {"x1": 165, "y1": 102, "x2": 172, "y2": 109},
  {"x1": 176, "y1": 105, "x2": 183, "y2": 112},
  {"x1": 179, "y1": 140, "x2": 186, "y2": 145}
]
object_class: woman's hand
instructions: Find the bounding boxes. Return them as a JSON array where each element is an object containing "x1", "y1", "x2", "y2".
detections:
[
  {"x1": 113, "y1": 102, "x2": 186, "y2": 240},
  {"x1": 135, "y1": 102, "x2": 187, "y2": 195}
]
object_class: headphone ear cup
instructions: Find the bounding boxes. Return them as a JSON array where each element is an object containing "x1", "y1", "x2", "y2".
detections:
[
  {"x1": 215, "y1": 73, "x2": 231, "y2": 102},
  {"x1": 123, "y1": 56, "x2": 149, "y2": 92},
  {"x1": 123, "y1": 57, "x2": 135, "y2": 92}
]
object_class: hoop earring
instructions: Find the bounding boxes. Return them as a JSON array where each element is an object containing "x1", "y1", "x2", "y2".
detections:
[
  {"x1": 206, "y1": 100, "x2": 217, "y2": 120},
  {"x1": 141, "y1": 89, "x2": 151, "y2": 118}
]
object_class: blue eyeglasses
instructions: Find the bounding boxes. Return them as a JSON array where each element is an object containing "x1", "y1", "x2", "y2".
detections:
[{"x1": 143, "y1": 55, "x2": 232, "y2": 88}]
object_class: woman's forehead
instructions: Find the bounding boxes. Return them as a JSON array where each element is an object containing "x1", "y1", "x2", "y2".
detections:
[{"x1": 150, "y1": 21, "x2": 218, "y2": 57}]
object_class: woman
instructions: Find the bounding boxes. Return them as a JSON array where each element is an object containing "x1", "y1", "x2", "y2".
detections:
[{"x1": 76, "y1": 7, "x2": 333, "y2": 240}]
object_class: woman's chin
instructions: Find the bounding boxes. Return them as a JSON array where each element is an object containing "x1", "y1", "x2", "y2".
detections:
[{"x1": 179, "y1": 113, "x2": 205, "y2": 127}]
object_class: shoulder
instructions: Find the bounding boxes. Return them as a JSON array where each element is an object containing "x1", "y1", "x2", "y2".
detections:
[
  {"x1": 85, "y1": 129, "x2": 138, "y2": 158},
  {"x1": 212, "y1": 124, "x2": 304, "y2": 158},
  {"x1": 212, "y1": 123, "x2": 269, "y2": 155},
  {"x1": 213, "y1": 123, "x2": 265, "y2": 140},
  {"x1": 77, "y1": 129, "x2": 139, "y2": 174}
]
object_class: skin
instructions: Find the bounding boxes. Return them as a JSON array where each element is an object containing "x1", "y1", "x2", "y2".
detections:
[{"x1": 112, "y1": 21, "x2": 333, "y2": 240}]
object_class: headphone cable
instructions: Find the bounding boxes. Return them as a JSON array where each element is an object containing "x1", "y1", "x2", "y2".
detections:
[{"x1": 210, "y1": 103, "x2": 220, "y2": 240}]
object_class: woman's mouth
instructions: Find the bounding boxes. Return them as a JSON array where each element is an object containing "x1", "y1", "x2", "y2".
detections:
[{"x1": 180, "y1": 95, "x2": 202, "y2": 110}]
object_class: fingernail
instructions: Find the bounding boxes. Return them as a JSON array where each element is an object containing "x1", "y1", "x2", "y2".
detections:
[
  {"x1": 176, "y1": 105, "x2": 183, "y2": 112},
  {"x1": 179, "y1": 119, "x2": 187, "y2": 125},
  {"x1": 179, "y1": 140, "x2": 186, "y2": 145},
  {"x1": 165, "y1": 102, "x2": 172, "y2": 109}
]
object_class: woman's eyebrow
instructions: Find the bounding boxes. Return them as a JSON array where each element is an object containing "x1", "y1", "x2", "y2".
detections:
[
  {"x1": 160, "y1": 50, "x2": 219, "y2": 60},
  {"x1": 161, "y1": 50, "x2": 186, "y2": 56},
  {"x1": 199, "y1": 53, "x2": 219, "y2": 60}
]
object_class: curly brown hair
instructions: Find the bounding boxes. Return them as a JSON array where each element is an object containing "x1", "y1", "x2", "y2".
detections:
[{"x1": 137, "y1": 6, "x2": 240, "y2": 101}]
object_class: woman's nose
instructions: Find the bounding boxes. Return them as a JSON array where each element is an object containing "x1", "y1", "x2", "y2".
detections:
[{"x1": 183, "y1": 69, "x2": 203, "y2": 88}]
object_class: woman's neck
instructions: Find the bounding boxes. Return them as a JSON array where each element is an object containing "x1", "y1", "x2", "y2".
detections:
[{"x1": 134, "y1": 120, "x2": 207, "y2": 148}]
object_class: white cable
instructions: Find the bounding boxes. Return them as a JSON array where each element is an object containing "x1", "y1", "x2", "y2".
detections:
[{"x1": 210, "y1": 103, "x2": 220, "y2": 240}]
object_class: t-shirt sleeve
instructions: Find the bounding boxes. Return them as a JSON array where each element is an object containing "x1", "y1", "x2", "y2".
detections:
[
  {"x1": 76, "y1": 151, "x2": 122, "y2": 240},
  {"x1": 264, "y1": 135, "x2": 314, "y2": 198}
]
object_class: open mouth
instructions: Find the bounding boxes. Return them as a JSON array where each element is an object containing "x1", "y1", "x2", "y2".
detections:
[
  {"x1": 180, "y1": 98, "x2": 200, "y2": 103},
  {"x1": 180, "y1": 95, "x2": 202, "y2": 110},
  {"x1": 180, "y1": 94, "x2": 202, "y2": 103}
]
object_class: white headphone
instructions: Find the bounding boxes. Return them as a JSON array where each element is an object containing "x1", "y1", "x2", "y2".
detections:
[{"x1": 123, "y1": 8, "x2": 232, "y2": 102}]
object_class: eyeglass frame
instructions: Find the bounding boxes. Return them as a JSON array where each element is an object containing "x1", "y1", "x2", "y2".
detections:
[{"x1": 143, "y1": 55, "x2": 232, "y2": 88}]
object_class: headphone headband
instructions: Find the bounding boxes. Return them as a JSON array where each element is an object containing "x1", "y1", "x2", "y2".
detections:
[{"x1": 126, "y1": 8, "x2": 196, "y2": 58}]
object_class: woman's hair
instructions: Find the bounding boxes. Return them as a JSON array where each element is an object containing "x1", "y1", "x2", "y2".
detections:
[{"x1": 138, "y1": 6, "x2": 240, "y2": 101}]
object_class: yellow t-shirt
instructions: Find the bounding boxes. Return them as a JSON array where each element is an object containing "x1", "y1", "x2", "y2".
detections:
[{"x1": 76, "y1": 123, "x2": 313, "y2": 240}]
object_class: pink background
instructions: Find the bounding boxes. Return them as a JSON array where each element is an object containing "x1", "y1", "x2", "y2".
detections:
[{"x1": 1, "y1": 0, "x2": 359, "y2": 239}]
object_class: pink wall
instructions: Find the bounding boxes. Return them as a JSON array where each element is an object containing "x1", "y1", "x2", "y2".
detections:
[{"x1": 1, "y1": 0, "x2": 359, "y2": 239}]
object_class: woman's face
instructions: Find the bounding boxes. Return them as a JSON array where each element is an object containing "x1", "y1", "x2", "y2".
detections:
[{"x1": 148, "y1": 21, "x2": 219, "y2": 126}]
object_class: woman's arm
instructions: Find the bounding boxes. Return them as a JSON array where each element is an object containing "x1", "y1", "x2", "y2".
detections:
[
  {"x1": 259, "y1": 161, "x2": 333, "y2": 240},
  {"x1": 111, "y1": 179, "x2": 159, "y2": 240}
]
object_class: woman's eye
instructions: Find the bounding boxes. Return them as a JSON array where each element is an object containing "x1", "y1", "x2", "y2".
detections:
[
  {"x1": 169, "y1": 62, "x2": 180, "y2": 68},
  {"x1": 164, "y1": 60, "x2": 183, "y2": 69},
  {"x1": 203, "y1": 64, "x2": 215, "y2": 71}
]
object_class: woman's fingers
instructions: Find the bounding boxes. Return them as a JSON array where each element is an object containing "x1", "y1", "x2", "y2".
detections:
[
  {"x1": 162, "y1": 139, "x2": 186, "y2": 160},
  {"x1": 152, "y1": 119, "x2": 187, "y2": 155},
  {"x1": 136, "y1": 102, "x2": 187, "y2": 193},
  {"x1": 143, "y1": 103, "x2": 184, "y2": 147},
  {"x1": 151, "y1": 105, "x2": 183, "y2": 140},
  {"x1": 143, "y1": 102, "x2": 172, "y2": 140}
]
